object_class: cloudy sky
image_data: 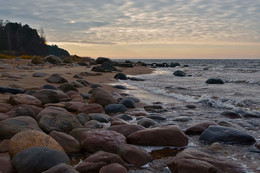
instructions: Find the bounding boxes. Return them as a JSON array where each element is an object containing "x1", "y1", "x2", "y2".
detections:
[{"x1": 1, "y1": 0, "x2": 260, "y2": 58}]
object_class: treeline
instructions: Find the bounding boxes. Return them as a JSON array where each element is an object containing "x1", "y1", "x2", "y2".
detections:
[{"x1": 0, "y1": 20, "x2": 70, "y2": 56}]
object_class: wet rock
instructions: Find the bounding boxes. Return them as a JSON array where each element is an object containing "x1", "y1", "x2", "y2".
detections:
[
  {"x1": 96, "y1": 57, "x2": 111, "y2": 64},
  {"x1": 0, "y1": 102, "x2": 12, "y2": 113},
  {"x1": 127, "y1": 126, "x2": 188, "y2": 147},
  {"x1": 8, "y1": 94, "x2": 41, "y2": 106},
  {"x1": 105, "y1": 104, "x2": 127, "y2": 114},
  {"x1": 59, "y1": 83, "x2": 78, "y2": 92},
  {"x1": 184, "y1": 121, "x2": 217, "y2": 135},
  {"x1": 255, "y1": 142, "x2": 260, "y2": 150},
  {"x1": 170, "y1": 63, "x2": 181, "y2": 67},
  {"x1": 128, "y1": 77, "x2": 145, "y2": 81},
  {"x1": 76, "y1": 161, "x2": 107, "y2": 173},
  {"x1": 32, "y1": 72, "x2": 48, "y2": 77},
  {"x1": 173, "y1": 116, "x2": 192, "y2": 122},
  {"x1": 38, "y1": 106, "x2": 81, "y2": 133},
  {"x1": 146, "y1": 113, "x2": 166, "y2": 121},
  {"x1": 80, "y1": 129, "x2": 126, "y2": 153},
  {"x1": 208, "y1": 142, "x2": 225, "y2": 151},
  {"x1": 119, "y1": 97, "x2": 135, "y2": 108},
  {"x1": 168, "y1": 149, "x2": 244, "y2": 173},
  {"x1": 49, "y1": 131, "x2": 80, "y2": 154},
  {"x1": 75, "y1": 113, "x2": 88, "y2": 125},
  {"x1": 101, "y1": 62, "x2": 118, "y2": 71},
  {"x1": 138, "y1": 117, "x2": 159, "y2": 128},
  {"x1": 0, "y1": 153, "x2": 14, "y2": 173},
  {"x1": 144, "y1": 105, "x2": 163, "y2": 112},
  {"x1": 114, "y1": 73, "x2": 127, "y2": 80},
  {"x1": 12, "y1": 147, "x2": 70, "y2": 173},
  {"x1": 44, "y1": 55, "x2": 62, "y2": 65},
  {"x1": 205, "y1": 78, "x2": 224, "y2": 84},
  {"x1": 99, "y1": 163, "x2": 128, "y2": 173},
  {"x1": 173, "y1": 70, "x2": 186, "y2": 77},
  {"x1": 0, "y1": 116, "x2": 41, "y2": 139},
  {"x1": 186, "y1": 104, "x2": 196, "y2": 109},
  {"x1": 0, "y1": 86, "x2": 25, "y2": 94},
  {"x1": 116, "y1": 114, "x2": 133, "y2": 121},
  {"x1": 243, "y1": 112, "x2": 260, "y2": 118},
  {"x1": 47, "y1": 74, "x2": 68, "y2": 84},
  {"x1": 91, "y1": 66, "x2": 108, "y2": 72},
  {"x1": 221, "y1": 111, "x2": 242, "y2": 119},
  {"x1": 87, "y1": 113, "x2": 111, "y2": 123},
  {"x1": 89, "y1": 88, "x2": 118, "y2": 107},
  {"x1": 117, "y1": 144, "x2": 152, "y2": 167},
  {"x1": 199, "y1": 125, "x2": 256, "y2": 145},
  {"x1": 10, "y1": 104, "x2": 42, "y2": 116},
  {"x1": 32, "y1": 89, "x2": 70, "y2": 105},
  {"x1": 42, "y1": 163, "x2": 80, "y2": 173},
  {"x1": 108, "y1": 124, "x2": 145, "y2": 137},
  {"x1": 118, "y1": 63, "x2": 134, "y2": 68},
  {"x1": 9, "y1": 130, "x2": 64, "y2": 157},
  {"x1": 42, "y1": 84, "x2": 58, "y2": 90},
  {"x1": 113, "y1": 85, "x2": 127, "y2": 89},
  {"x1": 84, "y1": 120, "x2": 103, "y2": 129},
  {"x1": 110, "y1": 118, "x2": 129, "y2": 126},
  {"x1": 78, "y1": 103, "x2": 104, "y2": 114}
]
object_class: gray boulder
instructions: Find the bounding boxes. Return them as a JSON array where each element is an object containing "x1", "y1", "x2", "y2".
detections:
[{"x1": 105, "y1": 104, "x2": 127, "y2": 114}]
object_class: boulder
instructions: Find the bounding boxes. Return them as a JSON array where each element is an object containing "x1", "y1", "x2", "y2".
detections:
[
  {"x1": 14, "y1": 106, "x2": 37, "y2": 119},
  {"x1": 221, "y1": 111, "x2": 242, "y2": 119},
  {"x1": 146, "y1": 113, "x2": 166, "y2": 121},
  {"x1": 32, "y1": 72, "x2": 48, "y2": 77},
  {"x1": 0, "y1": 153, "x2": 14, "y2": 173},
  {"x1": 64, "y1": 101, "x2": 85, "y2": 112},
  {"x1": 38, "y1": 107, "x2": 81, "y2": 133},
  {"x1": 105, "y1": 104, "x2": 127, "y2": 114},
  {"x1": 81, "y1": 129, "x2": 126, "y2": 153},
  {"x1": 8, "y1": 130, "x2": 64, "y2": 157},
  {"x1": 12, "y1": 147, "x2": 70, "y2": 173},
  {"x1": 110, "y1": 118, "x2": 129, "y2": 126},
  {"x1": 108, "y1": 124, "x2": 145, "y2": 137},
  {"x1": 44, "y1": 55, "x2": 62, "y2": 65},
  {"x1": 76, "y1": 161, "x2": 107, "y2": 173},
  {"x1": 0, "y1": 102, "x2": 12, "y2": 113},
  {"x1": 116, "y1": 144, "x2": 152, "y2": 167},
  {"x1": 0, "y1": 86, "x2": 24, "y2": 94},
  {"x1": 119, "y1": 97, "x2": 135, "y2": 108},
  {"x1": 168, "y1": 149, "x2": 245, "y2": 173},
  {"x1": 0, "y1": 113, "x2": 9, "y2": 121},
  {"x1": 32, "y1": 89, "x2": 70, "y2": 105},
  {"x1": 101, "y1": 62, "x2": 118, "y2": 71},
  {"x1": 96, "y1": 57, "x2": 111, "y2": 64},
  {"x1": 0, "y1": 139, "x2": 9, "y2": 153},
  {"x1": 184, "y1": 121, "x2": 217, "y2": 135},
  {"x1": 42, "y1": 163, "x2": 80, "y2": 173},
  {"x1": 84, "y1": 120, "x2": 103, "y2": 129},
  {"x1": 115, "y1": 114, "x2": 133, "y2": 121},
  {"x1": 10, "y1": 104, "x2": 42, "y2": 116},
  {"x1": 42, "y1": 84, "x2": 58, "y2": 90},
  {"x1": 127, "y1": 126, "x2": 188, "y2": 147},
  {"x1": 170, "y1": 63, "x2": 181, "y2": 67},
  {"x1": 8, "y1": 94, "x2": 41, "y2": 106},
  {"x1": 31, "y1": 56, "x2": 45, "y2": 64},
  {"x1": 205, "y1": 78, "x2": 224, "y2": 84},
  {"x1": 49, "y1": 131, "x2": 80, "y2": 154},
  {"x1": 113, "y1": 85, "x2": 127, "y2": 90},
  {"x1": 59, "y1": 83, "x2": 78, "y2": 93},
  {"x1": 89, "y1": 88, "x2": 118, "y2": 107},
  {"x1": 199, "y1": 126, "x2": 256, "y2": 145},
  {"x1": 99, "y1": 163, "x2": 128, "y2": 173},
  {"x1": 91, "y1": 66, "x2": 108, "y2": 72},
  {"x1": 173, "y1": 70, "x2": 186, "y2": 77},
  {"x1": 47, "y1": 74, "x2": 68, "y2": 84},
  {"x1": 78, "y1": 103, "x2": 104, "y2": 114},
  {"x1": 118, "y1": 63, "x2": 134, "y2": 68},
  {"x1": 138, "y1": 117, "x2": 159, "y2": 128},
  {"x1": 114, "y1": 73, "x2": 127, "y2": 80},
  {"x1": 0, "y1": 116, "x2": 41, "y2": 140},
  {"x1": 87, "y1": 113, "x2": 111, "y2": 123}
]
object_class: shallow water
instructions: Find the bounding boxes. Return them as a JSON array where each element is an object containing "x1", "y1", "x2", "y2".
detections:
[{"x1": 116, "y1": 59, "x2": 260, "y2": 172}]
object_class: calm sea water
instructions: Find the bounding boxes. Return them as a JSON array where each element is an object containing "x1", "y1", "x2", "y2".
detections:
[{"x1": 115, "y1": 59, "x2": 260, "y2": 172}]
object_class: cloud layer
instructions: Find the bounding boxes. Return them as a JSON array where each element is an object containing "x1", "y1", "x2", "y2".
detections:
[{"x1": 1, "y1": 0, "x2": 259, "y2": 46}]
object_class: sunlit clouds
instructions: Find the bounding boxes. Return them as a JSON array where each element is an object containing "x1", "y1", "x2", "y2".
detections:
[{"x1": 1, "y1": 0, "x2": 259, "y2": 58}]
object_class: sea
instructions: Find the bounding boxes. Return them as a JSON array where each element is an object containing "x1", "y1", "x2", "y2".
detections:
[{"x1": 114, "y1": 59, "x2": 260, "y2": 172}]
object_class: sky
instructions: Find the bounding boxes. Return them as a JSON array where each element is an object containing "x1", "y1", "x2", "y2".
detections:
[{"x1": 1, "y1": 0, "x2": 260, "y2": 59}]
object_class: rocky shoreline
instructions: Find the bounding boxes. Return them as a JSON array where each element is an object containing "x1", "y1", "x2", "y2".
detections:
[{"x1": 0, "y1": 56, "x2": 259, "y2": 173}]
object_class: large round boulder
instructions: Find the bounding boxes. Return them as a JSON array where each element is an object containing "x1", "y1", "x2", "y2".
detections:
[
  {"x1": 0, "y1": 116, "x2": 41, "y2": 140},
  {"x1": 8, "y1": 94, "x2": 42, "y2": 106},
  {"x1": 119, "y1": 97, "x2": 135, "y2": 108},
  {"x1": 12, "y1": 147, "x2": 70, "y2": 173},
  {"x1": 8, "y1": 130, "x2": 64, "y2": 157},
  {"x1": 47, "y1": 74, "x2": 68, "y2": 84},
  {"x1": 184, "y1": 121, "x2": 217, "y2": 135},
  {"x1": 32, "y1": 89, "x2": 70, "y2": 105},
  {"x1": 173, "y1": 70, "x2": 186, "y2": 77},
  {"x1": 127, "y1": 125, "x2": 188, "y2": 147},
  {"x1": 114, "y1": 73, "x2": 127, "y2": 80},
  {"x1": 89, "y1": 88, "x2": 118, "y2": 107},
  {"x1": 105, "y1": 104, "x2": 127, "y2": 114},
  {"x1": 108, "y1": 124, "x2": 145, "y2": 137},
  {"x1": 44, "y1": 55, "x2": 62, "y2": 65},
  {"x1": 199, "y1": 126, "x2": 256, "y2": 145},
  {"x1": 96, "y1": 57, "x2": 111, "y2": 64},
  {"x1": 205, "y1": 78, "x2": 224, "y2": 84},
  {"x1": 77, "y1": 103, "x2": 104, "y2": 114},
  {"x1": 99, "y1": 163, "x2": 128, "y2": 173},
  {"x1": 80, "y1": 129, "x2": 126, "y2": 153},
  {"x1": 38, "y1": 107, "x2": 81, "y2": 133}
]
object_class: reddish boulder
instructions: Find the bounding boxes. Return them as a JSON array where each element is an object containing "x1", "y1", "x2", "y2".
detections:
[
  {"x1": 89, "y1": 88, "x2": 118, "y2": 107},
  {"x1": 8, "y1": 94, "x2": 41, "y2": 107},
  {"x1": 64, "y1": 101, "x2": 85, "y2": 112},
  {"x1": 42, "y1": 163, "x2": 79, "y2": 173},
  {"x1": 76, "y1": 161, "x2": 107, "y2": 173},
  {"x1": 108, "y1": 124, "x2": 145, "y2": 137},
  {"x1": 110, "y1": 118, "x2": 129, "y2": 126},
  {"x1": 0, "y1": 102, "x2": 12, "y2": 113},
  {"x1": 0, "y1": 139, "x2": 9, "y2": 153},
  {"x1": 116, "y1": 144, "x2": 152, "y2": 167},
  {"x1": 81, "y1": 129, "x2": 126, "y2": 153},
  {"x1": 0, "y1": 153, "x2": 14, "y2": 173},
  {"x1": 184, "y1": 121, "x2": 217, "y2": 135},
  {"x1": 99, "y1": 163, "x2": 128, "y2": 173},
  {"x1": 127, "y1": 125, "x2": 188, "y2": 147},
  {"x1": 78, "y1": 103, "x2": 105, "y2": 114}
]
